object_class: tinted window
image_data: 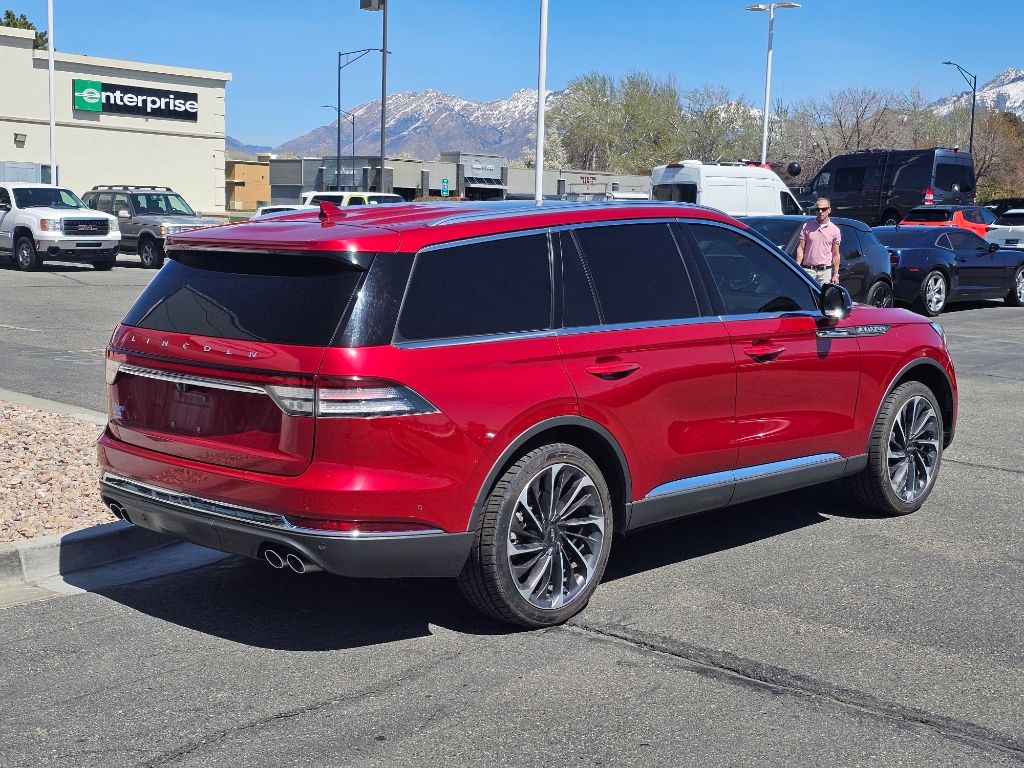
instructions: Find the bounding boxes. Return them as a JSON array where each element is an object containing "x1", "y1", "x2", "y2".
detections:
[
  {"x1": 948, "y1": 231, "x2": 985, "y2": 250},
  {"x1": 978, "y1": 207, "x2": 997, "y2": 224},
  {"x1": 398, "y1": 233, "x2": 551, "y2": 341},
  {"x1": 996, "y1": 212, "x2": 1024, "y2": 226},
  {"x1": 558, "y1": 232, "x2": 601, "y2": 328},
  {"x1": 837, "y1": 224, "x2": 862, "y2": 258},
  {"x1": 962, "y1": 208, "x2": 982, "y2": 224},
  {"x1": 904, "y1": 209, "x2": 952, "y2": 222},
  {"x1": 13, "y1": 187, "x2": 87, "y2": 209},
  {"x1": 781, "y1": 192, "x2": 801, "y2": 215},
  {"x1": 743, "y1": 218, "x2": 801, "y2": 252},
  {"x1": 122, "y1": 252, "x2": 364, "y2": 346},
  {"x1": 834, "y1": 166, "x2": 866, "y2": 193},
  {"x1": 113, "y1": 193, "x2": 131, "y2": 214},
  {"x1": 892, "y1": 159, "x2": 929, "y2": 189},
  {"x1": 347, "y1": 197, "x2": 366, "y2": 206},
  {"x1": 0, "y1": 188, "x2": 10, "y2": 207},
  {"x1": 689, "y1": 224, "x2": 818, "y2": 315},
  {"x1": 811, "y1": 170, "x2": 832, "y2": 195},
  {"x1": 572, "y1": 223, "x2": 699, "y2": 324},
  {"x1": 652, "y1": 183, "x2": 697, "y2": 203},
  {"x1": 935, "y1": 233, "x2": 953, "y2": 250},
  {"x1": 934, "y1": 164, "x2": 962, "y2": 191}
]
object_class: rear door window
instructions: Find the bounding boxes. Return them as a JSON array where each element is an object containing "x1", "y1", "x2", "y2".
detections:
[
  {"x1": 571, "y1": 222, "x2": 699, "y2": 324},
  {"x1": 837, "y1": 224, "x2": 862, "y2": 258},
  {"x1": 935, "y1": 164, "x2": 963, "y2": 191},
  {"x1": 688, "y1": 224, "x2": 818, "y2": 315},
  {"x1": 652, "y1": 183, "x2": 697, "y2": 203},
  {"x1": 397, "y1": 233, "x2": 551, "y2": 342},
  {"x1": 122, "y1": 251, "x2": 365, "y2": 346}
]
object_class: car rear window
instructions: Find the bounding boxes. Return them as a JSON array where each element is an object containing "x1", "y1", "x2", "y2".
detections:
[
  {"x1": 904, "y1": 209, "x2": 953, "y2": 222},
  {"x1": 121, "y1": 251, "x2": 365, "y2": 346},
  {"x1": 743, "y1": 219, "x2": 801, "y2": 251},
  {"x1": 996, "y1": 212, "x2": 1024, "y2": 226},
  {"x1": 652, "y1": 183, "x2": 697, "y2": 203}
]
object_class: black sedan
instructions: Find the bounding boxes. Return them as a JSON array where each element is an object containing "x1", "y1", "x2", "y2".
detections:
[
  {"x1": 873, "y1": 226, "x2": 1024, "y2": 316},
  {"x1": 740, "y1": 216, "x2": 894, "y2": 306}
]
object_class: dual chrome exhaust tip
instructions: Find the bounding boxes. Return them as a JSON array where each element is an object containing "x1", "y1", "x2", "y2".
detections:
[{"x1": 263, "y1": 546, "x2": 321, "y2": 574}]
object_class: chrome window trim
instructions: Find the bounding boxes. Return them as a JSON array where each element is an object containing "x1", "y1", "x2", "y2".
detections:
[
  {"x1": 100, "y1": 473, "x2": 445, "y2": 539},
  {"x1": 393, "y1": 329, "x2": 557, "y2": 350},
  {"x1": 646, "y1": 453, "x2": 844, "y2": 499},
  {"x1": 816, "y1": 324, "x2": 891, "y2": 338},
  {"x1": 556, "y1": 314, "x2": 719, "y2": 338},
  {"x1": 713, "y1": 310, "x2": 821, "y2": 323}
]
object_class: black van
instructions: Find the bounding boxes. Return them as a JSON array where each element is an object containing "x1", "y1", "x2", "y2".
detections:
[{"x1": 797, "y1": 148, "x2": 975, "y2": 226}]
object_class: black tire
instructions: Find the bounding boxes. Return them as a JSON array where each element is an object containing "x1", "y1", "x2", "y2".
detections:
[
  {"x1": 14, "y1": 236, "x2": 41, "y2": 271},
  {"x1": 864, "y1": 279, "x2": 894, "y2": 308},
  {"x1": 457, "y1": 443, "x2": 614, "y2": 628},
  {"x1": 914, "y1": 270, "x2": 947, "y2": 316},
  {"x1": 846, "y1": 381, "x2": 943, "y2": 516},
  {"x1": 881, "y1": 210, "x2": 901, "y2": 226},
  {"x1": 138, "y1": 237, "x2": 164, "y2": 269},
  {"x1": 1006, "y1": 265, "x2": 1024, "y2": 307},
  {"x1": 92, "y1": 259, "x2": 116, "y2": 271}
]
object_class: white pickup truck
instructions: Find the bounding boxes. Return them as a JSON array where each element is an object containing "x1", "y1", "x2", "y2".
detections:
[{"x1": 0, "y1": 182, "x2": 121, "y2": 271}]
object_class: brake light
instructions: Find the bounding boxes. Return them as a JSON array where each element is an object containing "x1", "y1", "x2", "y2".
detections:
[
  {"x1": 265, "y1": 377, "x2": 438, "y2": 418},
  {"x1": 283, "y1": 515, "x2": 437, "y2": 533},
  {"x1": 924, "y1": 188, "x2": 934, "y2": 205},
  {"x1": 888, "y1": 249, "x2": 900, "y2": 268}
]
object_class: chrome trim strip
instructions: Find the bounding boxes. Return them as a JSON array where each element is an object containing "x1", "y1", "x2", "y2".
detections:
[
  {"x1": 714, "y1": 311, "x2": 821, "y2": 323},
  {"x1": 394, "y1": 329, "x2": 557, "y2": 350},
  {"x1": 646, "y1": 453, "x2": 844, "y2": 499},
  {"x1": 99, "y1": 472, "x2": 445, "y2": 539},
  {"x1": 816, "y1": 324, "x2": 891, "y2": 339},
  {"x1": 557, "y1": 314, "x2": 719, "y2": 337},
  {"x1": 116, "y1": 363, "x2": 268, "y2": 396}
]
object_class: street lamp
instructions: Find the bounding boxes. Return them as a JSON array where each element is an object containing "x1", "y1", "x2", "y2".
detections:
[
  {"x1": 942, "y1": 60, "x2": 977, "y2": 155},
  {"x1": 746, "y1": 2, "x2": 800, "y2": 166},
  {"x1": 361, "y1": 0, "x2": 389, "y2": 192},
  {"x1": 321, "y1": 106, "x2": 356, "y2": 191},
  {"x1": 330, "y1": 49, "x2": 379, "y2": 192}
]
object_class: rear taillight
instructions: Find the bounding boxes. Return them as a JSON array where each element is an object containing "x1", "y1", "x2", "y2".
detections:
[
  {"x1": 924, "y1": 188, "x2": 934, "y2": 205},
  {"x1": 283, "y1": 515, "x2": 437, "y2": 534},
  {"x1": 266, "y1": 377, "x2": 438, "y2": 418},
  {"x1": 888, "y1": 248, "x2": 900, "y2": 268}
]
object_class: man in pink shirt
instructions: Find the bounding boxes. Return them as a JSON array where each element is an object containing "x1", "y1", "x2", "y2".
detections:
[{"x1": 796, "y1": 197, "x2": 841, "y2": 286}]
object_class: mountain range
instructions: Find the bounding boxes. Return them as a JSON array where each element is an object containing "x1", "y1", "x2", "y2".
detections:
[{"x1": 227, "y1": 68, "x2": 1024, "y2": 163}]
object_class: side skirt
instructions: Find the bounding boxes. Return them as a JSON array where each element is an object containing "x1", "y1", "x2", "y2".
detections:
[{"x1": 627, "y1": 454, "x2": 868, "y2": 532}]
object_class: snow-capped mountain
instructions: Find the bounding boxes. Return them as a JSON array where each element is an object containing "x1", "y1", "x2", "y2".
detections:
[
  {"x1": 931, "y1": 68, "x2": 1024, "y2": 118},
  {"x1": 273, "y1": 88, "x2": 554, "y2": 161}
]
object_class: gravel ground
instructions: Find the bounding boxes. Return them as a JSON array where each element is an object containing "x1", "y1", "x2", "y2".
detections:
[{"x1": 0, "y1": 402, "x2": 110, "y2": 543}]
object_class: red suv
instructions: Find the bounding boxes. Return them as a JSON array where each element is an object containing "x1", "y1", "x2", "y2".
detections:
[{"x1": 98, "y1": 201, "x2": 957, "y2": 627}]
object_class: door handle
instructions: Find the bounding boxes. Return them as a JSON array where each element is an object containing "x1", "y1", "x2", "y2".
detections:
[
  {"x1": 585, "y1": 361, "x2": 640, "y2": 379},
  {"x1": 743, "y1": 344, "x2": 785, "y2": 361}
]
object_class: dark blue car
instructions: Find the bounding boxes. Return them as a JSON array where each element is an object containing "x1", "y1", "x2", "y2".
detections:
[{"x1": 873, "y1": 225, "x2": 1024, "y2": 316}]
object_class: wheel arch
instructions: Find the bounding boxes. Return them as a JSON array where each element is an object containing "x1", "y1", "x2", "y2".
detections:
[
  {"x1": 872, "y1": 358, "x2": 956, "y2": 449},
  {"x1": 13, "y1": 225, "x2": 34, "y2": 244},
  {"x1": 467, "y1": 417, "x2": 632, "y2": 536}
]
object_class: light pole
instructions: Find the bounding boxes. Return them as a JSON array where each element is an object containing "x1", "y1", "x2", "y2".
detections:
[
  {"x1": 535, "y1": 0, "x2": 549, "y2": 204},
  {"x1": 321, "y1": 106, "x2": 356, "y2": 191},
  {"x1": 330, "y1": 49, "x2": 378, "y2": 191},
  {"x1": 746, "y1": 2, "x2": 800, "y2": 167},
  {"x1": 942, "y1": 60, "x2": 977, "y2": 155},
  {"x1": 361, "y1": 0, "x2": 389, "y2": 192}
]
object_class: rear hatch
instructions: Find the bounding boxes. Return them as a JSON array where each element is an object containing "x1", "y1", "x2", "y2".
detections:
[{"x1": 106, "y1": 246, "x2": 368, "y2": 476}]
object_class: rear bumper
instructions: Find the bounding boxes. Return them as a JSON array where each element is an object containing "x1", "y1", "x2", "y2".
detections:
[{"x1": 99, "y1": 473, "x2": 474, "y2": 578}]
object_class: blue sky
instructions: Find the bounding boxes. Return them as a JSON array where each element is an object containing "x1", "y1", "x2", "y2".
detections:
[{"x1": 15, "y1": 1, "x2": 1024, "y2": 147}]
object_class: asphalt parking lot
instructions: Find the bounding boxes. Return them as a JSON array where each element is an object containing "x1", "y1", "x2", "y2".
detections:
[{"x1": 0, "y1": 257, "x2": 1022, "y2": 766}]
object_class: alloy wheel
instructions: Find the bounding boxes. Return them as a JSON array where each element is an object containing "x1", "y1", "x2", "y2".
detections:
[
  {"x1": 925, "y1": 273, "x2": 946, "y2": 314},
  {"x1": 887, "y1": 396, "x2": 941, "y2": 503},
  {"x1": 16, "y1": 241, "x2": 34, "y2": 269},
  {"x1": 1016, "y1": 268, "x2": 1024, "y2": 303},
  {"x1": 870, "y1": 282, "x2": 894, "y2": 308},
  {"x1": 506, "y1": 462, "x2": 606, "y2": 611}
]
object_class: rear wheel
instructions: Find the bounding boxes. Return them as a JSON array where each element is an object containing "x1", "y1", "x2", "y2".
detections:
[
  {"x1": 881, "y1": 210, "x2": 901, "y2": 226},
  {"x1": 1006, "y1": 265, "x2": 1024, "y2": 307},
  {"x1": 458, "y1": 443, "x2": 613, "y2": 628},
  {"x1": 865, "y1": 280, "x2": 894, "y2": 308},
  {"x1": 14, "y1": 236, "x2": 40, "y2": 271},
  {"x1": 915, "y1": 270, "x2": 947, "y2": 316},
  {"x1": 846, "y1": 381, "x2": 943, "y2": 516},
  {"x1": 138, "y1": 237, "x2": 164, "y2": 269}
]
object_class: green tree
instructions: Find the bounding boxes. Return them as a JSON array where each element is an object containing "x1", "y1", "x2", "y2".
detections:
[
  {"x1": 2, "y1": 9, "x2": 47, "y2": 49},
  {"x1": 674, "y1": 85, "x2": 761, "y2": 163},
  {"x1": 611, "y1": 72, "x2": 684, "y2": 174},
  {"x1": 547, "y1": 72, "x2": 620, "y2": 171}
]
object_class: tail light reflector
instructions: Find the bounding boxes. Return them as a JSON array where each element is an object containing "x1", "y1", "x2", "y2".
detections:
[
  {"x1": 924, "y1": 188, "x2": 934, "y2": 205},
  {"x1": 888, "y1": 249, "x2": 900, "y2": 268},
  {"x1": 283, "y1": 515, "x2": 437, "y2": 534},
  {"x1": 265, "y1": 377, "x2": 438, "y2": 418}
]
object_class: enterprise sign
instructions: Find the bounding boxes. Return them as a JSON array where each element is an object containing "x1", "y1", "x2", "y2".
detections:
[{"x1": 73, "y1": 79, "x2": 199, "y2": 122}]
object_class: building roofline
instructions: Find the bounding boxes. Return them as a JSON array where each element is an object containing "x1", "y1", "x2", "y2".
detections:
[{"x1": 26, "y1": 49, "x2": 232, "y2": 83}]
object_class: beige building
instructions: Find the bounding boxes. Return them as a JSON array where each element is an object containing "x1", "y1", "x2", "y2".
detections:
[
  {"x1": 0, "y1": 26, "x2": 231, "y2": 213},
  {"x1": 226, "y1": 157, "x2": 271, "y2": 211}
]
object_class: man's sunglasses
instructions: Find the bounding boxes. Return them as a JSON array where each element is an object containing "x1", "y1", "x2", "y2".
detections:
[{"x1": 811, "y1": 206, "x2": 831, "y2": 212}]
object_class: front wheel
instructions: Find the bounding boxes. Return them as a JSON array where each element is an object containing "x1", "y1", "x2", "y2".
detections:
[
  {"x1": 846, "y1": 381, "x2": 944, "y2": 516},
  {"x1": 138, "y1": 238, "x2": 164, "y2": 269},
  {"x1": 458, "y1": 443, "x2": 613, "y2": 628},
  {"x1": 14, "y1": 236, "x2": 41, "y2": 271},
  {"x1": 865, "y1": 280, "x2": 894, "y2": 308},
  {"x1": 1006, "y1": 265, "x2": 1024, "y2": 307},
  {"x1": 915, "y1": 270, "x2": 947, "y2": 316}
]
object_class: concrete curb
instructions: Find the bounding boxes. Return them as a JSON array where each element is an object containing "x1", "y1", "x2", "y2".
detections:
[
  {"x1": 0, "y1": 387, "x2": 107, "y2": 426},
  {"x1": 0, "y1": 520, "x2": 173, "y2": 588}
]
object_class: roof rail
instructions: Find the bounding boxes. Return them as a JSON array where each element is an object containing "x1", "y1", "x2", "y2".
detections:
[{"x1": 90, "y1": 185, "x2": 174, "y2": 191}]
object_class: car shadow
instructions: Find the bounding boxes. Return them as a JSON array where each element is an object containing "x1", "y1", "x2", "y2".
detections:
[
  {"x1": 0, "y1": 257, "x2": 147, "y2": 272},
  {"x1": 65, "y1": 483, "x2": 886, "y2": 652}
]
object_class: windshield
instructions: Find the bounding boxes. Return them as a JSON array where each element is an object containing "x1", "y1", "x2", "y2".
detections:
[
  {"x1": 13, "y1": 187, "x2": 87, "y2": 210},
  {"x1": 130, "y1": 193, "x2": 196, "y2": 216},
  {"x1": 904, "y1": 209, "x2": 952, "y2": 222},
  {"x1": 995, "y1": 212, "x2": 1024, "y2": 226}
]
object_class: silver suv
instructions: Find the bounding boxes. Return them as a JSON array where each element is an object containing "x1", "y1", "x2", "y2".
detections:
[{"x1": 81, "y1": 186, "x2": 221, "y2": 268}]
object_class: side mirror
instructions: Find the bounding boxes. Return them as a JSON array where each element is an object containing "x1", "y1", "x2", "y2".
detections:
[
  {"x1": 989, "y1": 242, "x2": 1000, "y2": 253},
  {"x1": 821, "y1": 283, "x2": 853, "y2": 321},
  {"x1": 117, "y1": 209, "x2": 130, "y2": 219},
  {"x1": 0, "y1": 202, "x2": 10, "y2": 212}
]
